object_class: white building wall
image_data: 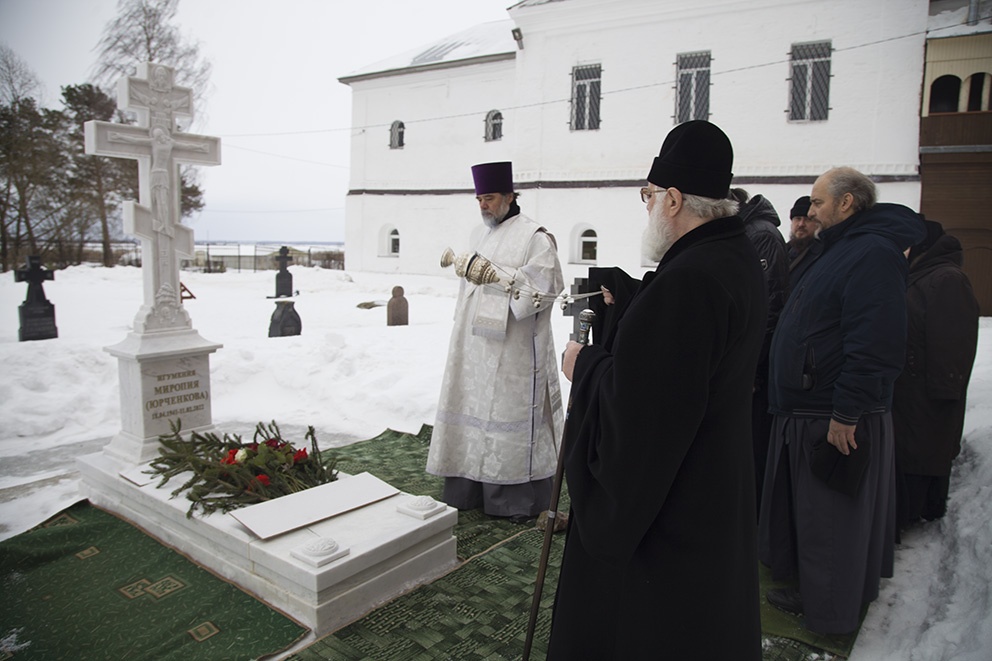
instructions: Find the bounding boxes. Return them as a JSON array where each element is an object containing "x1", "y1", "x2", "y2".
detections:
[
  {"x1": 344, "y1": 57, "x2": 516, "y2": 272},
  {"x1": 342, "y1": 0, "x2": 930, "y2": 280}
]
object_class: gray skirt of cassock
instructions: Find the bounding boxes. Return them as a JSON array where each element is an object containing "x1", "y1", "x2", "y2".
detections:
[
  {"x1": 442, "y1": 476, "x2": 552, "y2": 519},
  {"x1": 758, "y1": 413, "x2": 896, "y2": 634}
]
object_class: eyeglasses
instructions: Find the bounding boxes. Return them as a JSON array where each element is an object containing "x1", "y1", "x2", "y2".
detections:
[{"x1": 640, "y1": 187, "x2": 667, "y2": 204}]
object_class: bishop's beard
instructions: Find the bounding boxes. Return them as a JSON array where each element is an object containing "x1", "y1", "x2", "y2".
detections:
[{"x1": 642, "y1": 200, "x2": 676, "y2": 262}]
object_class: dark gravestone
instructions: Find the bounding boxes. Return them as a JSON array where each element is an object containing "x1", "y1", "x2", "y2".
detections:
[
  {"x1": 15, "y1": 256, "x2": 58, "y2": 341},
  {"x1": 386, "y1": 286, "x2": 409, "y2": 326},
  {"x1": 274, "y1": 246, "x2": 293, "y2": 298},
  {"x1": 269, "y1": 300, "x2": 302, "y2": 337},
  {"x1": 561, "y1": 277, "x2": 591, "y2": 341}
]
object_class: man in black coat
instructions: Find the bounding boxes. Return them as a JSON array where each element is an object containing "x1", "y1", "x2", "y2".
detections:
[
  {"x1": 760, "y1": 167, "x2": 925, "y2": 635},
  {"x1": 785, "y1": 195, "x2": 821, "y2": 289},
  {"x1": 893, "y1": 219, "x2": 979, "y2": 529},
  {"x1": 547, "y1": 120, "x2": 766, "y2": 660},
  {"x1": 732, "y1": 188, "x2": 790, "y2": 513}
]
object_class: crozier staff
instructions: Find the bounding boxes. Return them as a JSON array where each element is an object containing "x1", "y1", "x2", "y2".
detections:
[
  {"x1": 427, "y1": 161, "x2": 565, "y2": 523},
  {"x1": 548, "y1": 121, "x2": 766, "y2": 659}
]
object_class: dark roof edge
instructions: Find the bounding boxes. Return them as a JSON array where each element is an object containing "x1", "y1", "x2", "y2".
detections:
[
  {"x1": 339, "y1": 52, "x2": 516, "y2": 85},
  {"x1": 347, "y1": 174, "x2": 919, "y2": 195}
]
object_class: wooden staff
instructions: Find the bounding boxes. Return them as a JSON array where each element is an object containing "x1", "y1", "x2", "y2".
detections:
[{"x1": 522, "y1": 308, "x2": 595, "y2": 661}]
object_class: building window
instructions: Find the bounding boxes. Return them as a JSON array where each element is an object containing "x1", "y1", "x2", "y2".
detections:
[
  {"x1": 389, "y1": 229, "x2": 400, "y2": 255},
  {"x1": 580, "y1": 229, "x2": 598, "y2": 262},
  {"x1": 966, "y1": 72, "x2": 991, "y2": 112},
  {"x1": 485, "y1": 110, "x2": 503, "y2": 141},
  {"x1": 571, "y1": 64, "x2": 601, "y2": 131},
  {"x1": 930, "y1": 75, "x2": 961, "y2": 113},
  {"x1": 676, "y1": 51, "x2": 711, "y2": 123},
  {"x1": 389, "y1": 120, "x2": 405, "y2": 149},
  {"x1": 789, "y1": 41, "x2": 831, "y2": 121}
]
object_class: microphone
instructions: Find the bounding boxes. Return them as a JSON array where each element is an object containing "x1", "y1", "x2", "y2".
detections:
[{"x1": 577, "y1": 309, "x2": 595, "y2": 345}]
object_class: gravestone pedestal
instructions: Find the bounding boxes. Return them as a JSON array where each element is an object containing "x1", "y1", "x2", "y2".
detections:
[
  {"x1": 269, "y1": 299, "x2": 302, "y2": 337},
  {"x1": 103, "y1": 330, "x2": 222, "y2": 464},
  {"x1": 77, "y1": 452, "x2": 458, "y2": 635},
  {"x1": 18, "y1": 301, "x2": 58, "y2": 342}
]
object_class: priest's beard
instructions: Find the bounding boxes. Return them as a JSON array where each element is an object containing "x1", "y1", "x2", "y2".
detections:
[
  {"x1": 481, "y1": 197, "x2": 511, "y2": 228},
  {"x1": 642, "y1": 200, "x2": 676, "y2": 262}
]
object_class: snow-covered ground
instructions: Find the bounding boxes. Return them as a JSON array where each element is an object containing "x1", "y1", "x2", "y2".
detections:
[{"x1": 1, "y1": 264, "x2": 989, "y2": 660}]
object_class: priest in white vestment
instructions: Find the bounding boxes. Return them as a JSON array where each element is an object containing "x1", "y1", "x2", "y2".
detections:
[{"x1": 427, "y1": 161, "x2": 565, "y2": 523}]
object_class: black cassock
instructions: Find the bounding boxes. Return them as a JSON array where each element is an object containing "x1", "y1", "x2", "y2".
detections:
[{"x1": 548, "y1": 217, "x2": 766, "y2": 660}]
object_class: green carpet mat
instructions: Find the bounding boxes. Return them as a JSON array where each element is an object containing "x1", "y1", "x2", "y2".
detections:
[{"x1": 0, "y1": 501, "x2": 306, "y2": 661}]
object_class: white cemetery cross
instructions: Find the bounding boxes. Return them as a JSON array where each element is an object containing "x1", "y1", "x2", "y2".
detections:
[
  {"x1": 84, "y1": 63, "x2": 223, "y2": 463},
  {"x1": 85, "y1": 63, "x2": 219, "y2": 333}
]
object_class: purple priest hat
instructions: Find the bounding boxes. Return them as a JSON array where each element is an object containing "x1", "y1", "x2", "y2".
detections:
[{"x1": 471, "y1": 161, "x2": 514, "y2": 195}]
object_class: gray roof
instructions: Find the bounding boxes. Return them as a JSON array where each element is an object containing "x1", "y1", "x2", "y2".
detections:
[{"x1": 339, "y1": 20, "x2": 517, "y2": 83}]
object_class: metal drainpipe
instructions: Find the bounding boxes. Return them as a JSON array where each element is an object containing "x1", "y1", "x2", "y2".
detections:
[{"x1": 968, "y1": 0, "x2": 980, "y2": 26}]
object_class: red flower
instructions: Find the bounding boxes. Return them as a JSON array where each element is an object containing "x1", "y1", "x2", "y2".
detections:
[
  {"x1": 256, "y1": 474, "x2": 271, "y2": 487},
  {"x1": 220, "y1": 449, "x2": 238, "y2": 465},
  {"x1": 293, "y1": 448, "x2": 308, "y2": 463},
  {"x1": 264, "y1": 439, "x2": 282, "y2": 449}
]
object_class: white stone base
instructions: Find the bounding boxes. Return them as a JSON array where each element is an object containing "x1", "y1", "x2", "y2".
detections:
[{"x1": 76, "y1": 451, "x2": 459, "y2": 636}]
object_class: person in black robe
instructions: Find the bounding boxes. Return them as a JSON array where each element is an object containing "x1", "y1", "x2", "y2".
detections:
[
  {"x1": 547, "y1": 120, "x2": 766, "y2": 660},
  {"x1": 893, "y1": 219, "x2": 979, "y2": 529}
]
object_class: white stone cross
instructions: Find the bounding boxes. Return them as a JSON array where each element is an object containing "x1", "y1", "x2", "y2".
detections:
[{"x1": 85, "y1": 63, "x2": 221, "y2": 334}]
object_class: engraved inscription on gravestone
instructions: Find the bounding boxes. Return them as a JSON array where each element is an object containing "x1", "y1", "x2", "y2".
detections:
[{"x1": 14, "y1": 256, "x2": 58, "y2": 342}]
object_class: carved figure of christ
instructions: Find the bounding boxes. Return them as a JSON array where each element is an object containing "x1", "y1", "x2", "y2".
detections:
[{"x1": 84, "y1": 63, "x2": 220, "y2": 334}]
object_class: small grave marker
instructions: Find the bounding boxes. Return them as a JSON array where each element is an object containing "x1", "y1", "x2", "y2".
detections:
[
  {"x1": 387, "y1": 285, "x2": 409, "y2": 326},
  {"x1": 14, "y1": 255, "x2": 58, "y2": 341}
]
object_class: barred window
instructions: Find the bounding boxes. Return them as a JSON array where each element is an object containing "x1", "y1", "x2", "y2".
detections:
[
  {"x1": 676, "y1": 51, "x2": 711, "y2": 123},
  {"x1": 389, "y1": 120, "x2": 405, "y2": 149},
  {"x1": 389, "y1": 229, "x2": 400, "y2": 255},
  {"x1": 571, "y1": 64, "x2": 602, "y2": 131},
  {"x1": 485, "y1": 110, "x2": 503, "y2": 141},
  {"x1": 789, "y1": 41, "x2": 831, "y2": 121}
]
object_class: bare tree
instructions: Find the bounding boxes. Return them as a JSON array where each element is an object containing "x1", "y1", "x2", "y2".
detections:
[
  {"x1": 0, "y1": 43, "x2": 41, "y2": 106},
  {"x1": 91, "y1": 0, "x2": 212, "y2": 113},
  {"x1": 90, "y1": 0, "x2": 210, "y2": 225}
]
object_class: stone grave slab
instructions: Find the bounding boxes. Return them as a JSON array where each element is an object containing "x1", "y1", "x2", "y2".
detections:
[{"x1": 77, "y1": 451, "x2": 458, "y2": 636}]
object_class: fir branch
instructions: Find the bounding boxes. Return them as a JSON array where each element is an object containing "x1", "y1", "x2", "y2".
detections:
[{"x1": 144, "y1": 419, "x2": 338, "y2": 518}]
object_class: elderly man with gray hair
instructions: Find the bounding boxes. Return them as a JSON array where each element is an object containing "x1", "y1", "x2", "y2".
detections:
[{"x1": 760, "y1": 166, "x2": 925, "y2": 635}]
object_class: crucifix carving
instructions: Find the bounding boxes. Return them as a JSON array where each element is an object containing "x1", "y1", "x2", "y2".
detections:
[{"x1": 84, "y1": 63, "x2": 220, "y2": 334}]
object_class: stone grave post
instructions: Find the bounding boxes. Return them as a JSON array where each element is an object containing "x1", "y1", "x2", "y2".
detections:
[
  {"x1": 274, "y1": 246, "x2": 293, "y2": 297},
  {"x1": 386, "y1": 286, "x2": 408, "y2": 326},
  {"x1": 84, "y1": 62, "x2": 222, "y2": 464},
  {"x1": 14, "y1": 255, "x2": 58, "y2": 341},
  {"x1": 561, "y1": 276, "x2": 591, "y2": 341}
]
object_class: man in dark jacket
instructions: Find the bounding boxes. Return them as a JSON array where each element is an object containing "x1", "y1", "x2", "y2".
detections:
[
  {"x1": 785, "y1": 195, "x2": 821, "y2": 288},
  {"x1": 893, "y1": 219, "x2": 979, "y2": 529},
  {"x1": 548, "y1": 120, "x2": 766, "y2": 660},
  {"x1": 759, "y1": 167, "x2": 925, "y2": 635},
  {"x1": 732, "y1": 188, "x2": 790, "y2": 512}
]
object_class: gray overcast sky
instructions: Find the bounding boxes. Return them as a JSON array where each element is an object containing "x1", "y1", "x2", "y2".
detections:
[{"x1": 0, "y1": 0, "x2": 516, "y2": 243}]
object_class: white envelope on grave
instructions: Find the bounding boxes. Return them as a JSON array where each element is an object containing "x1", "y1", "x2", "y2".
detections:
[{"x1": 229, "y1": 471, "x2": 398, "y2": 540}]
